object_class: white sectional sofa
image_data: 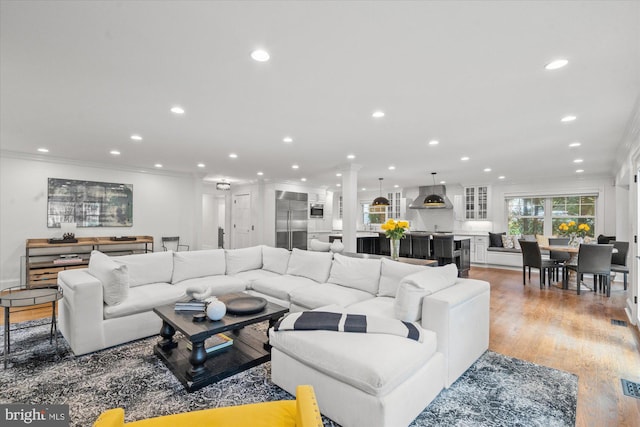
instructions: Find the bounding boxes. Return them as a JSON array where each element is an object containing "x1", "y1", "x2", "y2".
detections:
[{"x1": 57, "y1": 245, "x2": 490, "y2": 427}]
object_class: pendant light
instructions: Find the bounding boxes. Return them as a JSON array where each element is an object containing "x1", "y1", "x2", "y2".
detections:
[
  {"x1": 372, "y1": 178, "x2": 390, "y2": 207},
  {"x1": 423, "y1": 172, "x2": 445, "y2": 207}
]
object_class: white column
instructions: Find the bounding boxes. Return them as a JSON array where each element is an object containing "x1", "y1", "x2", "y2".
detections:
[{"x1": 341, "y1": 164, "x2": 362, "y2": 253}]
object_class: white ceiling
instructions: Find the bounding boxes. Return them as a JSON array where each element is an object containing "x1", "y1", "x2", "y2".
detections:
[{"x1": 1, "y1": 1, "x2": 639, "y2": 190}]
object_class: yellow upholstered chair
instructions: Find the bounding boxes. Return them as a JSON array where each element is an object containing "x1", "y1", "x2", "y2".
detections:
[{"x1": 93, "y1": 385, "x2": 323, "y2": 427}]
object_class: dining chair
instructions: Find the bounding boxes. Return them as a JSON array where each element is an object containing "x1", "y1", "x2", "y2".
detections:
[
  {"x1": 518, "y1": 240, "x2": 556, "y2": 288},
  {"x1": 161, "y1": 236, "x2": 190, "y2": 252},
  {"x1": 610, "y1": 241, "x2": 629, "y2": 290},
  {"x1": 564, "y1": 244, "x2": 614, "y2": 296},
  {"x1": 432, "y1": 235, "x2": 460, "y2": 266},
  {"x1": 548, "y1": 237, "x2": 570, "y2": 282}
]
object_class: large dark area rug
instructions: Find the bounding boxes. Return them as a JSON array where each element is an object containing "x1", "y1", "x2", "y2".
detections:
[{"x1": 1, "y1": 321, "x2": 577, "y2": 426}]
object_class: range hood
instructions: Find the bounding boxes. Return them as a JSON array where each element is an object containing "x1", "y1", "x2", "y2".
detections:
[{"x1": 409, "y1": 185, "x2": 454, "y2": 209}]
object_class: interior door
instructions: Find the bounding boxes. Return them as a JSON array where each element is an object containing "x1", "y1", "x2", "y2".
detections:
[{"x1": 232, "y1": 193, "x2": 252, "y2": 249}]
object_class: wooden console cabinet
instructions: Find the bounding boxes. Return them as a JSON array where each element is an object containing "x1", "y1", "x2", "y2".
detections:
[{"x1": 25, "y1": 236, "x2": 153, "y2": 288}]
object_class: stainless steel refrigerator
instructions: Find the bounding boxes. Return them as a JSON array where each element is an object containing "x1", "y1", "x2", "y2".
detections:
[{"x1": 276, "y1": 190, "x2": 308, "y2": 250}]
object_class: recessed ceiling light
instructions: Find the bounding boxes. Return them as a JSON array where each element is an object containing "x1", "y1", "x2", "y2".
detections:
[
  {"x1": 483, "y1": 168, "x2": 492, "y2": 172},
  {"x1": 372, "y1": 111, "x2": 385, "y2": 118},
  {"x1": 37, "y1": 148, "x2": 49, "y2": 153},
  {"x1": 301, "y1": 178, "x2": 307, "y2": 182},
  {"x1": 545, "y1": 59, "x2": 569, "y2": 70},
  {"x1": 498, "y1": 176, "x2": 506, "y2": 180},
  {"x1": 388, "y1": 165, "x2": 395, "y2": 170},
  {"x1": 576, "y1": 169, "x2": 584, "y2": 173},
  {"x1": 229, "y1": 153, "x2": 238, "y2": 159},
  {"x1": 257, "y1": 171, "x2": 264, "y2": 176},
  {"x1": 197, "y1": 163, "x2": 205, "y2": 168},
  {"x1": 440, "y1": 180, "x2": 446, "y2": 184},
  {"x1": 283, "y1": 136, "x2": 293, "y2": 143},
  {"x1": 361, "y1": 187, "x2": 366, "y2": 191},
  {"x1": 336, "y1": 173, "x2": 342, "y2": 177},
  {"x1": 251, "y1": 49, "x2": 270, "y2": 62},
  {"x1": 394, "y1": 184, "x2": 399, "y2": 188},
  {"x1": 428, "y1": 140, "x2": 439, "y2": 146},
  {"x1": 292, "y1": 164, "x2": 299, "y2": 169},
  {"x1": 461, "y1": 156, "x2": 470, "y2": 161},
  {"x1": 154, "y1": 163, "x2": 163, "y2": 168},
  {"x1": 130, "y1": 134, "x2": 142, "y2": 141},
  {"x1": 336, "y1": 183, "x2": 342, "y2": 187},
  {"x1": 170, "y1": 106, "x2": 185, "y2": 115},
  {"x1": 561, "y1": 115, "x2": 577, "y2": 122},
  {"x1": 573, "y1": 159, "x2": 583, "y2": 163},
  {"x1": 110, "y1": 150, "x2": 121, "y2": 156},
  {"x1": 347, "y1": 154, "x2": 355, "y2": 159},
  {"x1": 569, "y1": 142, "x2": 581, "y2": 148}
]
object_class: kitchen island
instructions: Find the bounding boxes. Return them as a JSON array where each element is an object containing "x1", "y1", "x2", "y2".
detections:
[{"x1": 329, "y1": 231, "x2": 470, "y2": 277}]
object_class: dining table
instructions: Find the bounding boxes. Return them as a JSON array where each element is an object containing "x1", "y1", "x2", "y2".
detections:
[{"x1": 539, "y1": 244, "x2": 617, "y2": 291}]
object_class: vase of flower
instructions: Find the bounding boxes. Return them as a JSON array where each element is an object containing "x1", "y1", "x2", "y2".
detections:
[
  {"x1": 381, "y1": 219, "x2": 409, "y2": 261},
  {"x1": 568, "y1": 232, "x2": 580, "y2": 248},
  {"x1": 390, "y1": 238, "x2": 400, "y2": 260},
  {"x1": 557, "y1": 221, "x2": 590, "y2": 248}
]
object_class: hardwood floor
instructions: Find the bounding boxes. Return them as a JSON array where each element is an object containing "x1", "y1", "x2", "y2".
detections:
[
  {"x1": 3, "y1": 268, "x2": 640, "y2": 426},
  {"x1": 470, "y1": 267, "x2": 640, "y2": 427}
]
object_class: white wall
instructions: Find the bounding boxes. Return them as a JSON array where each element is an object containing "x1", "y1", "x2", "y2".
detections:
[
  {"x1": 0, "y1": 154, "x2": 197, "y2": 289},
  {"x1": 202, "y1": 194, "x2": 219, "y2": 249}
]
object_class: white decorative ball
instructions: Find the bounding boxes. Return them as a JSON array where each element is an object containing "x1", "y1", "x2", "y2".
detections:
[{"x1": 206, "y1": 298, "x2": 226, "y2": 321}]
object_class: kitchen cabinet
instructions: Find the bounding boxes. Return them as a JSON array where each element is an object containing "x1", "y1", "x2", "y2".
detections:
[
  {"x1": 456, "y1": 234, "x2": 489, "y2": 263},
  {"x1": 473, "y1": 235, "x2": 489, "y2": 263},
  {"x1": 462, "y1": 186, "x2": 491, "y2": 220}
]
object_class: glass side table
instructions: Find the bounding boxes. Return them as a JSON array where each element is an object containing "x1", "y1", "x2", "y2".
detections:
[{"x1": 1, "y1": 286, "x2": 63, "y2": 368}]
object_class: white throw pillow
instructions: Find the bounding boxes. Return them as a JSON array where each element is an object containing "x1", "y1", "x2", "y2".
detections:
[
  {"x1": 394, "y1": 263, "x2": 458, "y2": 322},
  {"x1": 88, "y1": 250, "x2": 129, "y2": 306},
  {"x1": 114, "y1": 251, "x2": 174, "y2": 287},
  {"x1": 309, "y1": 239, "x2": 332, "y2": 252},
  {"x1": 327, "y1": 253, "x2": 382, "y2": 295},
  {"x1": 225, "y1": 246, "x2": 263, "y2": 275},
  {"x1": 172, "y1": 249, "x2": 226, "y2": 284},
  {"x1": 501, "y1": 235, "x2": 515, "y2": 249},
  {"x1": 378, "y1": 258, "x2": 426, "y2": 297},
  {"x1": 286, "y1": 248, "x2": 334, "y2": 283},
  {"x1": 513, "y1": 235, "x2": 522, "y2": 250},
  {"x1": 262, "y1": 246, "x2": 290, "y2": 274}
]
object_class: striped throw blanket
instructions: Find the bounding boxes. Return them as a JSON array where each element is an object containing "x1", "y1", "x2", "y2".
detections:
[{"x1": 273, "y1": 311, "x2": 424, "y2": 342}]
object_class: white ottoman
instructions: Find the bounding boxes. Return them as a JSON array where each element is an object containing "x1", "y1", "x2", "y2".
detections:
[{"x1": 269, "y1": 327, "x2": 445, "y2": 427}]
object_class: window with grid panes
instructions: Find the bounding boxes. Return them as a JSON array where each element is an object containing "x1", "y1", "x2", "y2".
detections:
[
  {"x1": 507, "y1": 197, "x2": 545, "y2": 235},
  {"x1": 506, "y1": 195, "x2": 597, "y2": 237},
  {"x1": 551, "y1": 196, "x2": 596, "y2": 237},
  {"x1": 363, "y1": 203, "x2": 386, "y2": 224}
]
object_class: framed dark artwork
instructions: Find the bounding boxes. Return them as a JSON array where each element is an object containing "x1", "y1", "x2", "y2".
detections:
[{"x1": 47, "y1": 178, "x2": 133, "y2": 227}]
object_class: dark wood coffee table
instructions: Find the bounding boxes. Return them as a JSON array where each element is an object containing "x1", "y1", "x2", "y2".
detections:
[{"x1": 153, "y1": 292, "x2": 288, "y2": 392}]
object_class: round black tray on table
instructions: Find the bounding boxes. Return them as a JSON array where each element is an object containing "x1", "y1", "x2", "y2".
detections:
[{"x1": 225, "y1": 296, "x2": 267, "y2": 315}]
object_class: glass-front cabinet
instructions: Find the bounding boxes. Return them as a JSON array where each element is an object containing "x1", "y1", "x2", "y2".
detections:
[{"x1": 463, "y1": 186, "x2": 490, "y2": 220}]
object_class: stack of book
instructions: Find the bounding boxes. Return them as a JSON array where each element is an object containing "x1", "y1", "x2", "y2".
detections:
[
  {"x1": 174, "y1": 300, "x2": 206, "y2": 311},
  {"x1": 186, "y1": 333, "x2": 234, "y2": 354}
]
